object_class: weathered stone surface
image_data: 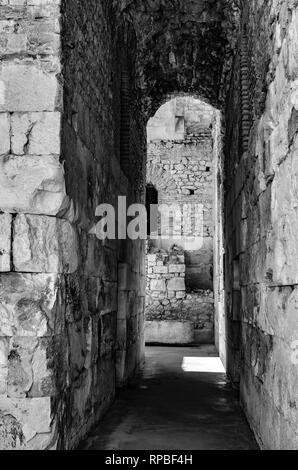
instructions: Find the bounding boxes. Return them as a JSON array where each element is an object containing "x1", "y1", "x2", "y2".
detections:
[
  {"x1": 145, "y1": 321, "x2": 195, "y2": 345},
  {"x1": 0, "y1": 64, "x2": 60, "y2": 112},
  {"x1": 0, "y1": 273, "x2": 62, "y2": 337},
  {"x1": 8, "y1": 337, "x2": 36, "y2": 398},
  {"x1": 0, "y1": 413, "x2": 25, "y2": 450},
  {"x1": 0, "y1": 213, "x2": 12, "y2": 272},
  {"x1": 0, "y1": 154, "x2": 68, "y2": 215},
  {"x1": 11, "y1": 112, "x2": 61, "y2": 156},
  {"x1": 5, "y1": 336, "x2": 54, "y2": 399},
  {"x1": 269, "y1": 138, "x2": 298, "y2": 284},
  {"x1": 0, "y1": 397, "x2": 52, "y2": 447},
  {"x1": 167, "y1": 277, "x2": 185, "y2": 292},
  {"x1": 150, "y1": 279, "x2": 166, "y2": 291},
  {"x1": 224, "y1": 0, "x2": 298, "y2": 450},
  {"x1": 0, "y1": 338, "x2": 9, "y2": 396},
  {"x1": 0, "y1": 113, "x2": 10, "y2": 155},
  {"x1": 13, "y1": 214, "x2": 79, "y2": 273},
  {"x1": 169, "y1": 264, "x2": 186, "y2": 274}
]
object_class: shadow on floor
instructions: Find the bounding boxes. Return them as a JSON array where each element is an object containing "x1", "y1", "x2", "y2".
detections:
[{"x1": 80, "y1": 346, "x2": 258, "y2": 450}]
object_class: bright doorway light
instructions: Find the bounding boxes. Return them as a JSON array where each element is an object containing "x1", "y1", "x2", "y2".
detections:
[{"x1": 181, "y1": 357, "x2": 226, "y2": 373}]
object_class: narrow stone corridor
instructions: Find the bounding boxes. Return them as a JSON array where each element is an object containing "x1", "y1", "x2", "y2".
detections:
[
  {"x1": 81, "y1": 347, "x2": 258, "y2": 450},
  {"x1": 1, "y1": 0, "x2": 298, "y2": 450}
]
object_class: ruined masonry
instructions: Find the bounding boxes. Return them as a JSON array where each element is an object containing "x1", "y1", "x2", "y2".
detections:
[
  {"x1": 0, "y1": 0, "x2": 297, "y2": 451},
  {"x1": 145, "y1": 97, "x2": 215, "y2": 345}
]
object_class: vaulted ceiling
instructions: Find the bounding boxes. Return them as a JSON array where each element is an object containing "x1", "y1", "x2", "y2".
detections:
[{"x1": 121, "y1": 0, "x2": 241, "y2": 117}]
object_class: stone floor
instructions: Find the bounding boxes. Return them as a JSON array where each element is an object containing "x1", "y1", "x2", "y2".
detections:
[{"x1": 81, "y1": 346, "x2": 258, "y2": 450}]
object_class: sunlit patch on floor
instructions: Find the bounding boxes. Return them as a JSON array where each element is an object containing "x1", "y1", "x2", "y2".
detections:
[{"x1": 181, "y1": 357, "x2": 226, "y2": 373}]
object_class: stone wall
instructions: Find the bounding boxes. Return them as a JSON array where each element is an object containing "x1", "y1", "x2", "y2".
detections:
[
  {"x1": 0, "y1": 0, "x2": 146, "y2": 450},
  {"x1": 145, "y1": 97, "x2": 215, "y2": 345},
  {"x1": 1, "y1": 0, "x2": 297, "y2": 452},
  {"x1": 0, "y1": 0, "x2": 66, "y2": 450},
  {"x1": 147, "y1": 98, "x2": 215, "y2": 289},
  {"x1": 145, "y1": 248, "x2": 214, "y2": 344},
  {"x1": 225, "y1": 0, "x2": 298, "y2": 449}
]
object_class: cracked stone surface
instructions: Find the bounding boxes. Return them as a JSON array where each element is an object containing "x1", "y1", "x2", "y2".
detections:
[
  {"x1": 11, "y1": 112, "x2": 61, "y2": 156},
  {"x1": 13, "y1": 214, "x2": 79, "y2": 274},
  {"x1": 0, "y1": 154, "x2": 68, "y2": 215}
]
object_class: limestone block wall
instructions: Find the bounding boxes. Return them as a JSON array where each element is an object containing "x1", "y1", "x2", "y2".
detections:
[
  {"x1": 225, "y1": 0, "x2": 298, "y2": 449},
  {"x1": 0, "y1": 0, "x2": 146, "y2": 450},
  {"x1": 0, "y1": 0, "x2": 66, "y2": 450}
]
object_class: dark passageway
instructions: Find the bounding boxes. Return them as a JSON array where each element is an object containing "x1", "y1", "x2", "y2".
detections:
[{"x1": 82, "y1": 347, "x2": 258, "y2": 450}]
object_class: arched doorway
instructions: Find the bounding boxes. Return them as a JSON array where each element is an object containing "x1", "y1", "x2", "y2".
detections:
[{"x1": 144, "y1": 96, "x2": 226, "y2": 363}]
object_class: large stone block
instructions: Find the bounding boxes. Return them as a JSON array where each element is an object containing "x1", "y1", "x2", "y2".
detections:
[
  {"x1": 154, "y1": 265, "x2": 168, "y2": 274},
  {"x1": 0, "y1": 113, "x2": 10, "y2": 155},
  {"x1": 0, "y1": 338, "x2": 9, "y2": 396},
  {"x1": 0, "y1": 413, "x2": 25, "y2": 450},
  {"x1": 167, "y1": 277, "x2": 185, "y2": 291},
  {"x1": 29, "y1": 338, "x2": 55, "y2": 398},
  {"x1": 13, "y1": 214, "x2": 79, "y2": 274},
  {"x1": 285, "y1": 10, "x2": 298, "y2": 80},
  {"x1": 11, "y1": 112, "x2": 61, "y2": 155},
  {"x1": 5, "y1": 336, "x2": 55, "y2": 399},
  {"x1": 0, "y1": 64, "x2": 60, "y2": 112},
  {"x1": 0, "y1": 397, "x2": 53, "y2": 449},
  {"x1": 7, "y1": 337, "x2": 36, "y2": 398},
  {"x1": 0, "y1": 273, "x2": 63, "y2": 337},
  {"x1": 0, "y1": 154, "x2": 68, "y2": 215},
  {"x1": 0, "y1": 213, "x2": 12, "y2": 272},
  {"x1": 169, "y1": 264, "x2": 186, "y2": 273},
  {"x1": 150, "y1": 279, "x2": 166, "y2": 291},
  {"x1": 145, "y1": 321, "x2": 195, "y2": 344},
  {"x1": 269, "y1": 141, "x2": 298, "y2": 284},
  {"x1": 258, "y1": 285, "x2": 298, "y2": 342}
]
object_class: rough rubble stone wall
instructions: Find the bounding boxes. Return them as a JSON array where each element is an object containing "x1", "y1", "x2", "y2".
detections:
[
  {"x1": 0, "y1": 0, "x2": 146, "y2": 450},
  {"x1": 225, "y1": 0, "x2": 298, "y2": 449},
  {"x1": 145, "y1": 97, "x2": 215, "y2": 344},
  {"x1": 147, "y1": 140, "x2": 214, "y2": 288},
  {"x1": 147, "y1": 98, "x2": 215, "y2": 289},
  {"x1": 146, "y1": 248, "x2": 214, "y2": 343}
]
